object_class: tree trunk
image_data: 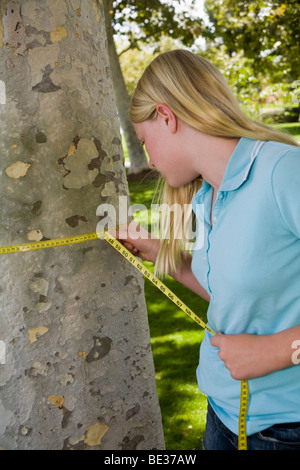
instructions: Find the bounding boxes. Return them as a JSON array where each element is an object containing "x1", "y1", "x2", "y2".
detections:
[
  {"x1": 103, "y1": 0, "x2": 150, "y2": 175},
  {"x1": 0, "y1": 0, "x2": 164, "y2": 451}
]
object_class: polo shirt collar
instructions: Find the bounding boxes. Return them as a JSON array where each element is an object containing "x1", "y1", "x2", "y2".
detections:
[
  {"x1": 192, "y1": 137, "x2": 265, "y2": 213},
  {"x1": 219, "y1": 137, "x2": 264, "y2": 191}
]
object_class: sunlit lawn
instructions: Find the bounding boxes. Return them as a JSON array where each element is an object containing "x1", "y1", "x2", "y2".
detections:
[{"x1": 143, "y1": 261, "x2": 209, "y2": 450}]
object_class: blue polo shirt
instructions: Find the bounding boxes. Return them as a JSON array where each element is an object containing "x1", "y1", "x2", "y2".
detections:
[{"x1": 191, "y1": 137, "x2": 300, "y2": 436}]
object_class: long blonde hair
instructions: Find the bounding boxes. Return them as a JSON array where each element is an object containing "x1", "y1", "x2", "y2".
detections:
[{"x1": 129, "y1": 49, "x2": 299, "y2": 277}]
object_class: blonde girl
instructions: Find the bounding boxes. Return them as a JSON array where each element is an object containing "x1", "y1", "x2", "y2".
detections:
[{"x1": 118, "y1": 49, "x2": 300, "y2": 450}]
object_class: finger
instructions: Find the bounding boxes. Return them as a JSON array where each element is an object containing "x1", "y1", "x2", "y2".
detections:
[
  {"x1": 121, "y1": 241, "x2": 139, "y2": 256},
  {"x1": 123, "y1": 241, "x2": 134, "y2": 250},
  {"x1": 210, "y1": 332, "x2": 223, "y2": 347},
  {"x1": 113, "y1": 224, "x2": 131, "y2": 241},
  {"x1": 210, "y1": 336, "x2": 219, "y2": 347}
]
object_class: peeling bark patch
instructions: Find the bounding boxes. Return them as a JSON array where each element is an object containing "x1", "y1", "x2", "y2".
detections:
[
  {"x1": 122, "y1": 434, "x2": 144, "y2": 450},
  {"x1": 5, "y1": 58, "x2": 14, "y2": 69},
  {"x1": 58, "y1": 137, "x2": 106, "y2": 189},
  {"x1": 35, "y1": 131, "x2": 47, "y2": 143},
  {"x1": 112, "y1": 154, "x2": 121, "y2": 162},
  {"x1": 48, "y1": 395, "x2": 64, "y2": 409},
  {"x1": 29, "y1": 278, "x2": 49, "y2": 296},
  {"x1": 92, "y1": 172, "x2": 106, "y2": 189},
  {"x1": 5, "y1": 161, "x2": 30, "y2": 179},
  {"x1": 126, "y1": 403, "x2": 141, "y2": 420},
  {"x1": 19, "y1": 425, "x2": 32, "y2": 436},
  {"x1": 101, "y1": 181, "x2": 116, "y2": 197},
  {"x1": 88, "y1": 138, "x2": 110, "y2": 188},
  {"x1": 32, "y1": 65, "x2": 61, "y2": 93},
  {"x1": 27, "y1": 229, "x2": 43, "y2": 241},
  {"x1": 65, "y1": 215, "x2": 87, "y2": 228},
  {"x1": 25, "y1": 361, "x2": 50, "y2": 377},
  {"x1": 124, "y1": 275, "x2": 134, "y2": 286},
  {"x1": 78, "y1": 351, "x2": 86, "y2": 360},
  {"x1": 50, "y1": 25, "x2": 68, "y2": 43},
  {"x1": 31, "y1": 200, "x2": 42, "y2": 215},
  {"x1": 2, "y1": 1, "x2": 27, "y2": 55},
  {"x1": 0, "y1": 340, "x2": 6, "y2": 365},
  {"x1": 28, "y1": 326, "x2": 48, "y2": 344},
  {"x1": 25, "y1": 26, "x2": 51, "y2": 50},
  {"x1": 88, "y1": 137, "x2": 107, "y2": 170},
  {"x1": 84, "y1": 422, "x2": 109, "y2": 447},
  {"x1": 86, "y1": 336, "x2": 112, "y2": 363}
]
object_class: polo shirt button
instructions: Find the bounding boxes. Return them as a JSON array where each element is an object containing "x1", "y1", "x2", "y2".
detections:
[{"x1": 213, "y1": 216, "x2": 217, "y2": 222}]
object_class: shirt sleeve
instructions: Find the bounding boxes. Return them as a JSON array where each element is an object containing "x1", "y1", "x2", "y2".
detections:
[{"x1": 271, "y1": 148, "x2": 300, "y2": 238}]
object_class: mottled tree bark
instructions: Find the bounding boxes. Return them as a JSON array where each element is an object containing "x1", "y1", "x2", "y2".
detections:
[{"x1": 0, "y1": 0, "x2": 164, "y2": 450}]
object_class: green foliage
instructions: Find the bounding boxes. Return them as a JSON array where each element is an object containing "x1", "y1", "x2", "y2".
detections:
[
  {"x1": 261, "y1": 105, "x2": 300, "y2": 124},
  {"x1": 112, "y1": 0, "x2": 203, "y2": 50},
  {"x1": 200, "y1": 45, "x2": 299, "y2": 120},
  {"x1": 204, "y1": 0, "x2": 300, "y2": 82},
  {"x1": 118, "y1": 37, "x2": 181, "y2": 95},
  {"x1": 112, "y1": 0, "x2": 299, "y2": 119}
]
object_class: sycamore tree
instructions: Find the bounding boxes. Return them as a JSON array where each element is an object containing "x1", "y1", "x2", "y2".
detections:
[{"x1": 0, "y1": 0, "x2": 164, "y2": 450}]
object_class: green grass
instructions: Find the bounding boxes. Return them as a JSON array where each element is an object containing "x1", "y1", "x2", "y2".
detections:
[
  {"x1": 127, "y1": 122, "x2": 299, "y2": 450},
  {"x1": 128, "y1": 178, "x2": 209, "y2": 450},
  {"x1": 274, "y1": 122, "x2": 300, "y2": 140},
  {"x1": 143, "y1": 262, "x2": 209, "y2": 450}
]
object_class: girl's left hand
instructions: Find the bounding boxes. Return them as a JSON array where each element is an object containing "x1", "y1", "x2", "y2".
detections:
[
  {"x1": 211, "y1": 325, "x2": 300, "y2": 381},
  {"x1": 210, "y1": 332, "x2": 275, "y2": 381}
]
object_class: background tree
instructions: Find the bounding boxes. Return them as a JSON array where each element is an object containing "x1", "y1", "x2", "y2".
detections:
[
  {"x1": 0, "y1": 0, "x2": 164, "y2": 450},
  {"x1": 103, "y1": 0, "x2": 203, "y2": 175},
  {"x1": 103, "y1": 0, "x2": 149, "y2": 175}
]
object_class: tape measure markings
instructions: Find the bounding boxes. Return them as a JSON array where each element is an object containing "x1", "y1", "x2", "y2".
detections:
[
  {"x1": 238, "y1": 380, "x2": 249, "y2": 450},
  {"x1": 104, "y1": 232, "x2": 215, "y2": 336},
  {"x1": 0, "y1": 232, "x2": 99, "y2": 254}
]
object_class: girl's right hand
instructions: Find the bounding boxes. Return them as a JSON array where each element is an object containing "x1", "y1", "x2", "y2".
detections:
[{"x1": 113, "y1": 221, "x2": 160, "y2": 264}]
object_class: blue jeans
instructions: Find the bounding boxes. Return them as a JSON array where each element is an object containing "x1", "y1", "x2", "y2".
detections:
[{"x1": 203, "y1": 402, "x2": 300, "y2": 450}]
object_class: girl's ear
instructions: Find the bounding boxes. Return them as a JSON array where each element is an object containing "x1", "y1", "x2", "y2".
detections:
[{"x1": 156, "y1": 103, "x2": 177, "y2": 133}]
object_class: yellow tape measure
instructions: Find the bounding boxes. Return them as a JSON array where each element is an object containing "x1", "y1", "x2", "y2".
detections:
[
  {"x1": 0, "y1": 230, "x2": 248, "y2": 450},
  {"x1": 239, "y1": 380, "x2": 249, "y2": 450},
  {"x1": 104, "y1": 232, "x2": 215, "y2": 336},
  {"x1": 0, "y1": 232, "x2": 99, "y2": 254},
  {"x1": 103, "y1": 232, "x2": 249, "y2": 451}
]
